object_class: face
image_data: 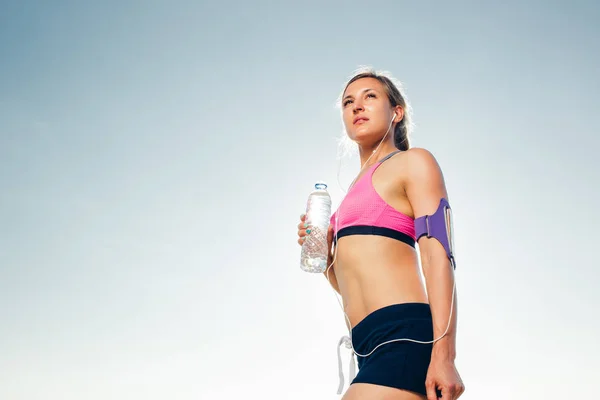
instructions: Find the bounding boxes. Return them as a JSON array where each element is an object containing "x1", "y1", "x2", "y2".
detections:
[{"x1": 341, "y1": 77, "x2": 402, "y2": 146}]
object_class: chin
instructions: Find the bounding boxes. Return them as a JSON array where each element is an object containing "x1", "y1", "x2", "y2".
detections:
[{"x1": 347, "y1": 130, "x2": 385, "y2": 147}]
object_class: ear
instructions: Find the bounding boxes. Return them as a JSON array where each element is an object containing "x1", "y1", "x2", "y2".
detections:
[{"x1": 392, "y1": 106, "x2": 404, "y2": 123}]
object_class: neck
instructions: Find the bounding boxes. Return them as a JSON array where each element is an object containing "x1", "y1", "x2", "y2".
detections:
[{"x1": 358, "y1": 140, "x2": 398, "y2": 169}]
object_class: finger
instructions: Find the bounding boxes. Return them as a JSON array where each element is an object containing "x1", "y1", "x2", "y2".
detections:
[
  {"x1": 440, "y1": 386, "x2": 456, "y2": 400},
  {"x1": 453, "y1": 388, "x2": 462, "y2": 400},
  {"x1": 297, "y1": 232, "x2": 310, "y2": 244},
  {"x1": 425, "y1": 381, "x2": 437, "y2": 400},
  {"x1": 452, "y1": 383, "x2": 463, "y2": 399},
  {"x1": 297, "y1": 226, "x2": 312, "y2": 238},
  {"x1": 297, "y1": 228, "x2": 312, "y2": 246},
  {"x1": 457, "y1": 384, "x2": 465, "y2": 398},
  {"x1": 297, "y1": 219, "x2": 310, "y2": 230},
  {"x1": 439, "y1": 388, "x2": 448, "y2": 400}
]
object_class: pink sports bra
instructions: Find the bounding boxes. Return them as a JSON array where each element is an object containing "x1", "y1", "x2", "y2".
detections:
[{"x1": 331, "y1": 151, "x2": 416, "y2": 248}]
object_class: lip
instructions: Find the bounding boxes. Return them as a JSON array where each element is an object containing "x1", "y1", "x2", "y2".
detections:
[{"x1": 353, "y1": 116, "x2": 369, "y2": 125}]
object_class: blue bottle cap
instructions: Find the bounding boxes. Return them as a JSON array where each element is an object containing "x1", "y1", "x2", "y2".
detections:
[{"x1": 315, "y1": 182, "x2": 327, "y2": 190}]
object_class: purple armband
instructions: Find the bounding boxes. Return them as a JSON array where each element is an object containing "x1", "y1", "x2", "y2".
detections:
[{"x1": 414, "y1": 198, "x2": 456, "y2": 269}]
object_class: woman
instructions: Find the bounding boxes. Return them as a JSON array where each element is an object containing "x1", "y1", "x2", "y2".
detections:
[{"x1": 297, "y1": 69, "x2": 465, "y2": 400}]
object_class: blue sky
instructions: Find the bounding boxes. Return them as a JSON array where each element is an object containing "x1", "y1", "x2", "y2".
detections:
[{"x1": 1, "y1": 1, "x2": 598, "y2": 399}]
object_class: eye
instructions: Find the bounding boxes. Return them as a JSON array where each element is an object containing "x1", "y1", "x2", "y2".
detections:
[
  {"x1": 366, "y1": 93, "x2": 376, "y2": 99},
  {"x1": 343, "y1": 99, "x2": 353, "y2": 107}
]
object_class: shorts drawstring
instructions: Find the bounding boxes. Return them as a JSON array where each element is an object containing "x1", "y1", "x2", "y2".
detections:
[{"x1": 336, "y1": 335, "x2": 356, "y2": 394}]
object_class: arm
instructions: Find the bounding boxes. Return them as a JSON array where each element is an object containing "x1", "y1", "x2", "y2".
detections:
[
  {"x1": 404, "y1": 148, "x2": 458, "y2": 361},
  {"x1": 404, "y1": 148, "x2": 464, "y2": 399}
]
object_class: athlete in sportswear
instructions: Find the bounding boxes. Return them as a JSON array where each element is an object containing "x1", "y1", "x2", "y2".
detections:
[{"x1": 296, "y1": 69, "x2": 464, "y2": 400}]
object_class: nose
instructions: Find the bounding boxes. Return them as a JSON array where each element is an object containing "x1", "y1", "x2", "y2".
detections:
[{"x1": 352, "y1": 99, "x2": 364, "y2": 114}]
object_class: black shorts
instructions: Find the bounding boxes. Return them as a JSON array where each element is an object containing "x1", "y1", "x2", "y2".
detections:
[{"x1": 350, "y1": 303, "x2": 434, "y2": 396}]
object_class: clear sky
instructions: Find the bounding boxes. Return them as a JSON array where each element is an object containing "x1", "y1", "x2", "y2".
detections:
[{"x1": 1, "y1": 1, "x2": 598, "y2": 399}]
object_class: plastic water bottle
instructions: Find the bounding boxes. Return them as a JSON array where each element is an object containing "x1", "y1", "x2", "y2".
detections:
[{"x1": 300, "y1": 182, "x2": 332, "y2": 273}]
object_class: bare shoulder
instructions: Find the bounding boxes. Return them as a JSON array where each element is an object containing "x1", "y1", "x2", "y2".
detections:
[
  {"x1": 386, "y1": 147, "x2": 444, "y2": 182},
  {"x1": 402, "y1": 148, "x2": 449, "y2": 215},
  {"x1": 403, "y1": 147, "x2": 445, "y2": 183},
  {"x1": 405, "y1": 147, "x2": 441, "y2": 168}
]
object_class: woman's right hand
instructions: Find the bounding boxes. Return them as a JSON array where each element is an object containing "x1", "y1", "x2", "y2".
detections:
[
  {"x1": 297, "y1": 213, "x2": 310, "y2": 246},
  {"x1": 297, "y1": 213, "x2": 339, "y2": 293},
  {"x1": 297, "y1": 213, "x2": 334, "y2": 263}
]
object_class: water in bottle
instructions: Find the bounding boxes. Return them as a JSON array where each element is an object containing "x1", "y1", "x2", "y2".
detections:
[{"x1": 300, "y1": 182, "x2": 332, "y2": 273}]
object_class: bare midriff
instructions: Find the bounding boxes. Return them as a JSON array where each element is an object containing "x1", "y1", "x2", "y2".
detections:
[{"x1": 333, "y1": 235, "x2": 428, "y2": 329}]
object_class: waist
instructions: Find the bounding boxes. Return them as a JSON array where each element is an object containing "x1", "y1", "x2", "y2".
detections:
[
  {"x1": 334, "y1": 235, "x2": 419, "y2": 272},
  {"x1": 334, "y1": 240, "x2": 427, "y2": 327}
]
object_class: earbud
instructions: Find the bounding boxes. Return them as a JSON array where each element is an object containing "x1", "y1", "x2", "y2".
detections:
[{"x1": 390, "y1": 113, "x2": 396, "y2": 124}]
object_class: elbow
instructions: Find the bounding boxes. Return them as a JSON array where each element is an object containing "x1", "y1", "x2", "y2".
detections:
[{"x1": 420, "y1": 252, "x2": 453, "y2": 277}]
